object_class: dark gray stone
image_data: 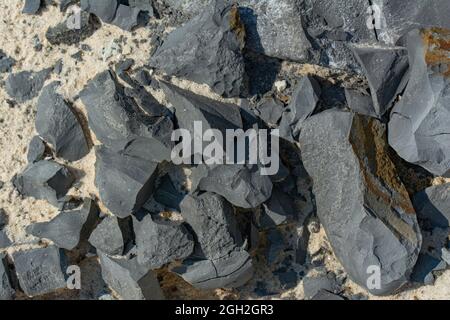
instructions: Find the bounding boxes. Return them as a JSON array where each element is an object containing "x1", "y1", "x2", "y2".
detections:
[
  {"x1": 89, "y1": 216, "x2": 133, "y2": 256},
  {"x1": 0, "y1": 254, "x2": 14, "y2": 300},
  {"x1": 0, "y1": 209, "x2": 7, "y2": 229},
  {"x1": 135, "y1": 69, "x2": 152, "y2": 86},
  {"x1": 111, "y1": 4, "x2": 141, "y2": 31},
  {"x1": 134, "y1": 215, "x2": 194, "y2": 269},
  {"x1": 413, "y1": 184, "x2": 450, "y2": 229},
  {"x1": 259, "y1": 188, "x2": 295, "y2": 228},
  {"x1": 411, "y1": 253, "x2": 447, "y2": 285},
  {"x1": 0, "y1": 50, "x2": 15, "y2": 73},
  {"x1": 256, "y1": 97, "x2": 284, "y2": 125},
  {"x1": 345, "y1": 89, "x2": 376, "y2": 118},
  {"x1": 59, "y1": 0, "x2": 78, "y2": 11},
  {"x1": 26, "y1": 199, "x2": 99, "y2": 250},
  {"x1": 311, "y1": 290, "x2": 345, "y2": 301},
  {"x1": 94, "y1": 146, "x2": 159, "y2": 218},
  {"x1": 5, "y1": 68, "x2": 52, "y2": 103},
  {"x1": 180, "y1": 192, "x2": 243, "y2": 260},
  {"x1": 98, "y1": 252, "x2": 165, "y2": 300},
  {"x1": 27, "y1": 136, "x2": 46, "y2": 164},
  {"x1": 13, "y1": 160, "x2": 75, "y2": 207},
  {"x1": 265, "y1": 228, "x2": 285, "y2": 265},
  {"x1": 153, "y1": 174, "x2": 184, "y2": 211},
  {"x1": 23, "y1": 0, "x2": 42, "y2": 14},
  {"x1": 12, "y1": 246, "x2": 67, "y2": 297},
  {"x1": 299, "y1": 110, "x2": 422, "y2": 295},
  {"x1": 303, "y1": 274, "x2": 338, "y2": 300},
  {"x1": 36, "y1": 82, "x2": 89, "y2": 162},
  {"x1": 150, "y1": 1, "x2": 247, "y2": 97},
  {"x1": 81, "y1": 0, "x2": 119, "y2": 23}
]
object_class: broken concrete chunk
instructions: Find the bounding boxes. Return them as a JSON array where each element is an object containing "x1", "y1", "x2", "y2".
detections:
[
  {"x1": 98, "y1": 252, "x2": 164, "y2": 300},
  {"x1": 36, "y1": 82, "x2": 89, "y2": 162},
  {"x1": 27, "y1": 136, "x2": 46, "y2": 164},
  {"x1": 111, "y1": 4, "x2": 141, "y2": 31},
  {"x1": 180, "y1": 193, "x2": 242, "y2": 260},
  {"x1": 192, "y1": 164, "x2": 273, "y2": 209},
  {"x1": 22, "y1": 0, "x2": 42, "y2": 14},
  {"x1": 350, "y1": 45, "x2": 409, "y2": 117},
  {"x1": 413, "y1": 184, "x2": 450, "y2": 229},
  {"x1": 150, "y1": 1, "x2": 247, "y2": 97},
  {"x1": 26, "y1": 199, "x2": 99, "y2": 250},
  {"x1": 95, "y1": 146, "x2": 159, "y2": 218},
  {"x1": 0, "y1": 254, "x2": 14, "y2": 300},
  {"x1": 80, "y1": 0, "x2": 119, "y2": 23},
  {"x1": 5, "y1": 68, "x2": 52, "y2": 103},
  {"x1": 134, "y1": 215, "x2": 194, "y2": 269},
  {"x1": 0, "y1": 50, "x2": 15, "y2": 73},
  {"x1": 13, "y1": 160, "x2": 75, "y2": 207},
  {"x1": 89, "y1": 216, "x2": 133, "y2": 256},
  {"x1": 12, "y1": 246, "x2": 67, "y2": 297},
  {"x1": 299, "y1": 110, "x2": 422, "y2": 295},
  {"x1": 388, "y1": 30, "x2": 450, "y2": 176}
]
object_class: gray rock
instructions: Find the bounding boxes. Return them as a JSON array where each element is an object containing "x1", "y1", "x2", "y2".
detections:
[
  {"x1": 89, "y1": 216, "x2": 133, "y2": 256},
  {"x1": 344, "y1": 89, "x2": 376, "y2": 118},
  {"x1": 388, "y1": 30, "x2": 450, "y2": 176},
  {"x1": 311, "y1": 290, "x2": 345, "y2": 301},
  {"x1": 265, "y1": 228, "x2": 285, "y2": 265},
  {"x1": 134, "y1": 215, "x2": 194, "y2": 269},
  {"x1": 135, "y1": 69, "x2": 152, "y2": 86},
  {"x1": 192, "y1": 164, "x2": 273, "y2": 209},
  {"x1": 0, "y1": 254, "x2": 14, "y2": 300},
  {"x1": 413, "y1": 184, "x2": 450, "y2": 229},
  {"x1": 13, "y1": 160, "x2": 75, "y2": 207},
  {"x1": 303, "y1": 274, "x2": 338, "y2": 300},
  {"x1": 5, "y1": 68, "x2": 52, "y2": 103},
  {"x1": 0, "y1": 209, "x2": 7, "y2": 229},
  {"x1": 26, "y1": 199, "x2": 99, "y2": 250},
  {"x1": 299, "y1": 110, "x2": 422, "y2": 295},
  {"x1": 163, "y1": 0, "x2": 210, "y2": 16},
  {"x1": 441, "y1": 248, "x2": 450, "y2": 265},
  {"x1": 279, "y1": 76, "x2": 321, "y2": 142},
  {"x1": 95, "y1": 146, "x2": 159, "y2": 218},
  {"x1": 98, "y1": 252, "x2": 165, "y2": 300},
  {"x1": 12, "y1": 246, "x2": 67, "y2": 297},
  {"x1": 172, "y1": 249, "x2": 253, "y2": 290},
  {"x1": 27, "y1": 136, "x2": 46, "y2": 164},
  {"x1": 411, "y1": 253, "x2": 447, "y2": 285},
  {"x1": 350, "y1": 45, "x2": 409, "y2": 117},
  {"x1": 0, "y1": 231, "x2": 11, "y2": 249},
  {"x1": 295, "y1": 226, "x2": 310, "y2": 265},
  {"x1": 150, "y1": 0, "x2": 247, "y2": 97},
  {"x1": 128, "y1": 0, "x2": 154, "y2": 14},
  {"x1": 256, "y1": 97, "x2": 284, "y2": 126},
  {"x1": 36, "y1": 82, "x2": 89, "y2": 162},
  {"x1": 180, "y1": 193, "x2": 242, "y2": 260},
  {"x1": 259, "y1": 188, "x2": 295, "y2": 228},
  {"x1": 0, "y1": 50, "x2": 15, "y2": 73},
  {"x1": 22, "y1": 0, "x2": 42, "y2": 14},
  {"x1": 80, "y1": 0, "x2": 119, "y2": 23},
  {"x1": 153, "y1": 174, "x2": 184, "y2": 211},
  {"x1": 111, "y1": 4, "x2": 141, "y2": 31}
]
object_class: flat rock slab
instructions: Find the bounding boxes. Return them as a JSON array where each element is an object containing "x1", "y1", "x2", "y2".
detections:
[
  {"x1": 5, "y1": 68, "x2": 52, "y2": 103},
  {"x1": 0, "y1": 50, "x2": 15, "y2": 73},
  {"x1": 299, "y1": 110, "x2": 422, "y2": 295},
  {"x1": 12, "y1": 246, "x2": 67, "y2": 297}
]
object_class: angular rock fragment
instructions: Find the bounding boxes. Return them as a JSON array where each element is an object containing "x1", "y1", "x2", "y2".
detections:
[
  {"x1": 22, "y1": 0, "x2": 42, "y2": 14},
  {"x1": 279, "y1": 76, "x2": 321, "y2": 142},
  {"x1": 299, "y1": 110, "x2": 422, "y2": 295},
  {"x1": 13, "y1": 160, "x2": 75, "y2": 207},
  {"x1": 12, "y1": 246, "x2": 67, "y2": 297},
  {"x1": 0, "y1": 254, "x2": 14, "y2": 300},
  {"x1": 27, "y1": 136, "x2": 46, "y2": 164},
  {"x1": 388, "y1": 30, "x2": 450, "y2": 176},
  {"x1": 303, "y1": 274, "x2": 339, "y2": 300},
  {"x1": 191, "y1": 164, "x2": 273, "y2": 209},
  {"x1": 259, "y1": 188, "x2": 295, "y2": 228},
  {"x1": 311, "y1": 290, "x2": 345, "y2": 301},
  {"x1": 111, "y1": 4, "x2": 141, "y2": 31},
  {"x1": 26, "y1": 199, "x2": 99, "y2": 250},
  {"x1": 36, "y1": 82, "x2": 89, "y2": 162},
  {"x1": 150, "y1": 1, "x2": 247, "y2": 97},
  {"x1": 411, "y1": 253, "x2": 447, "y2": 285},
  {"x1": 134, "y1": 215, "x2": 194, "y2": 269},
  {"x1": 344, "y1": 89, "x2": 376, "y2": 118},
  {"x1": 5, "y1": 68, "x2": 52, "y2": 103},
  {"x1": 46, "y1": 11, "x2": 100, "y2": 46},
  {"x1": 0, "y1": 50, "x2": 15, "y2": 73},
  {"x1": 98, "y1": 252, "x2": 164, "y2": 300},
  {"x1": 80, "y1": 0, "x2": 119, "y2": 23},
  {"x1": 95, "y1": 146, "x2": 159, "y2": 218},
  {"x1": 89, "y1": 216, "x2": 133, "y2": 256},
  {"x1": 180, "y1": 193, "x2": 242, "y2": 260},
  {"x1": 0, "y1": 209, "x2": 7, "y2": 229},
  {"x1": 153, "y1": 174, "x2": 184, "y2": 211},
  {"x1": 413, "y1": 184, "x2": 450, "y2": 229},
  {"x1": 256, "y1": 97, "x2": 284, "y2": 126},
  {"x1": 350, "y1": 45, "x2": 409, "y2": 117}
]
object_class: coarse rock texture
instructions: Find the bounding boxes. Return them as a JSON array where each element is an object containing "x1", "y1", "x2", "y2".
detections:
[{"x1": 299, "y1": 110, "x2": 422, "y2": 295}]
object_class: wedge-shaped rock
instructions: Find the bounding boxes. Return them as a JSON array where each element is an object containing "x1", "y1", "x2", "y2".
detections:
[
  {"x1": 173, "y1": 249, "x2": 253, "y2": 290},
  {"x1": 27, "y1": 136, "x2": 46, "y2": 164},
  {"x1": 180, "y1": 193, "x2": 242, "y2": 260},
  {"x1": 350, "y1": 45, "x2": 409, "y2": 118},
  {"x1": 191, "y1": 164, "x2": 273, "y2": 209},
  {"x1": 0, "y1": 254, "x2": 14, "y2": 300},
  {"x1": 89, "y1": 216, "x2": 133, "y2": 256},
  {"x1": 5, "y1": 68, "x2": 52, "y2": 103},
  {"x1": 299, "y1": 110, "x2": 422, "y2": 295},
  {"x1": 26, "y1": 199, "x2": 99, "y2": 250},
  {"x1": 388, "y1": 30, "x2": 450, "y2": 176},
  {"x1": 279, "y1": 76, "x2": 321, "y2": 142},
  {"x1": 413, "y1": 184, "x2": 450, "y2": 229},
  {"x1": 150, "y1": 1, "x2": 246, "y2": 97},
  {"x1": 98, "y1": 252, "x2": 165, "y2": 300},
  {"x1": 134, "y1": 215, "x2": 194, "y2": 269},
  {"x1": 95, "y1": 146, "x2": 159, "y2": 218},
  {"x1": 12, "y1": 246, "x2": 67, "y2": 297},
  {"x1": 13, "y1": 160, "x2": 75, "y2": 207},
  {"x1": 36, "y1": 82, "x2": 89, "y2": 161}
]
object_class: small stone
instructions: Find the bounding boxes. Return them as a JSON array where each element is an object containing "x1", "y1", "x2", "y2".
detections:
[
  {"x1": 22, "y1": 0, "x2": 42, "y2": 14},
  {"x1": 413, "y1": 183, "x2": 450, "y2": 229},
  {"x1": 80, "y1": 0, "x2": 119, "y2": 23},
  {"x1": 111, "y1": 4, "x2": 141, "y2": 31},
  {"x1": 0, "y1": 254, "x2": 14, "y2": 300},
  {"x1": 46, "y1": 12, "x2": 100, "y2": 46},
  {"x1": 311, "y1": 290, "x2": 345, "y2": 301},
  {"x1": 135, "y1": 68, "x2": 152, "y2": 86},
  {"x1": 256, "y1": 97, "x2": 284, "y2": 125},
  {"x1": 5, "y1": 68, "x2": 52, "y2": 102},
  {"x1": 89, "y1": 216, "x2": 133, "y2": 256},
  {"x1": 0, "y1": 50, "x2": 15, "y2": 73}
]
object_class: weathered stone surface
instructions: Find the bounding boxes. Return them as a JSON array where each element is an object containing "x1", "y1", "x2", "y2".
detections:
[
  {"x1": 256, "y1": 97, "x2": 284, "y2": 126},
  {"x1": 388, "y1": 30, "x2": 450, "y2": 176},
  {"x1": 27, "y1": 136, "x2": 46, "y2": 164},
  {"x1": 413, "y1": 183, "x2": 450, "y2": 229},
  {"x1": 5, "y1": 68, "x2": 52, "y2": 103},
  {"x1": 134, "y1": 215, "x2": 194, "y2": 269},
  {"x1": 345, "y1": 89, "x2": 376, "y2": 118},
  {"x1": 0, "y1": 254, "x2": 14, "y2": 300},
  {"x1": 191, "y1": 164, "x2": 273, "y2": 209},
  {"x1": 111, "y1": 4, "x2": 141, "y2": 31},
  {"x1": 180, "y1": 192, "x2": 242, "y2": 260},
  {"x1": 12, "y1": 246, "x2": 67, "y2": 297},
  {"x1": 26, "y1": 199, "x2": 99, "y2": 250},
  {"x1": 299, "y1": 110, "x2": 422, "y2": 295},
  {"x1": 13, "y1": 160, "x2": 75, "y2": 207},
  {"x1": 89, "y1": 216, "x2": 133, "y2": 256},
  {"x1": 150, "y1": 0, "x2": 247, "y2": 97},
  {"x1": 95, "y1": 146, "x2": 159, "y2": 218},
  {"x1": 98, "y1": 252, "x2": 165, "y2": 300},
  {"x1": 0, "y1": 50, "x2": 15, "y2": 73},
  {"x1": 23, "y1": 0, "x2": 42, "y2": 14},
  {"x1": 36, "y1": 82, "x2": 89, "y2": 162}
]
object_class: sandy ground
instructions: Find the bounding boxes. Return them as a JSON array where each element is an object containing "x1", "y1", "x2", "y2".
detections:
[{"x1": 0, "y1": 0, "x2": 449, "y2": 300}]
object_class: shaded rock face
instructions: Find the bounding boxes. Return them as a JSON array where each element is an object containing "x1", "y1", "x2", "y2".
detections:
[
  {"x1": 300, "y1": 110, "x2": 422, "y2": 295},
  {"x1": 150, "y1": 0, "x2": 247, "y2": 97},
  {"x1": 413, "y1": 183, "x2": 450, "y2": 229},
  {"x1": 389, "y1": 30, "x2": 450, "y2": 176}
]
